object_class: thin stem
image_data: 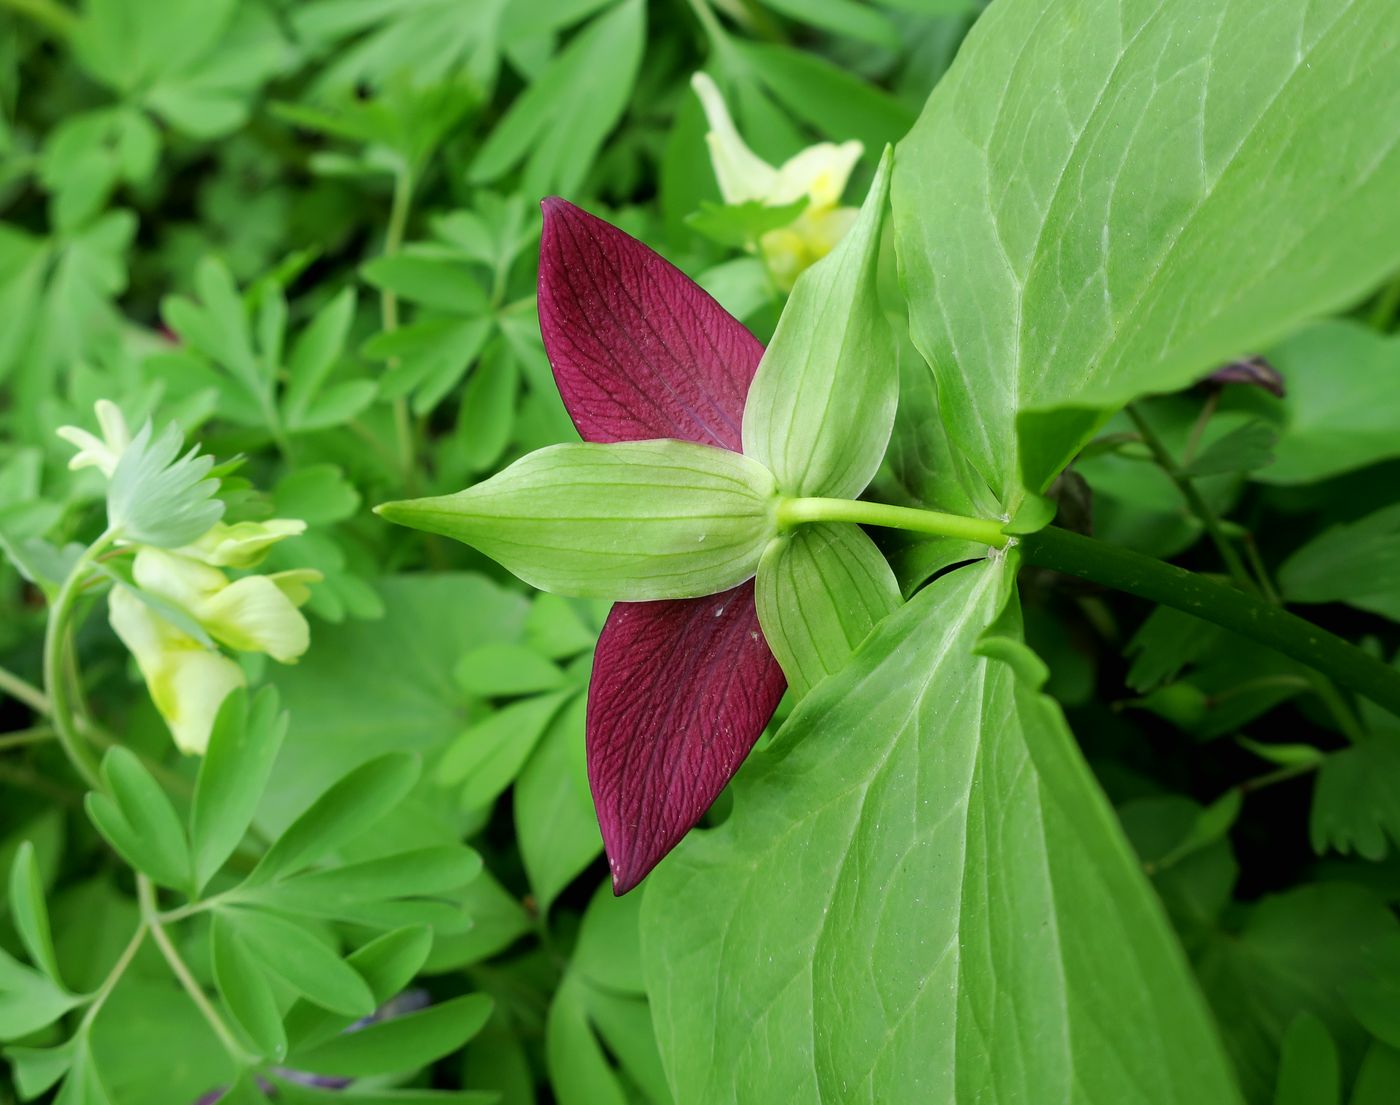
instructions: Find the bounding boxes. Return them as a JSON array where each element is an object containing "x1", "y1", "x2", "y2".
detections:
[
  {"x1": 0, "y1": 663, "x2": 49, "y2": 713},
  {"x1": 778, "y1": 497, "x2": 1009, "y2": 548},
  {"x1": 0, "y1": 725, "x2": 56, "y2": 751},
  {"x1": 1236, "y1": 757, "x2": 1323, "y2": 795},
  {"x1": 77, "y1": 922, "x2": 148, "y2": 1032},
  {"x1": 1126, "y1": 405, "x2": 1256, "y2": 591},
  {"x1": 138, "y1": 876, "x2": 252, "y2": 1066},
  {"x1": 1017, "y1": 526, "x2": 1400, "y2": 721},
  {"x1": 1181, "y1": 390, "x2": 1219, "y2": 468},
  {"x1": 43, "y1": 529, "x2": 117, "y2": 791},
  {"x1": 381, "y1": 167, "x2": 417, "y2": 491}
]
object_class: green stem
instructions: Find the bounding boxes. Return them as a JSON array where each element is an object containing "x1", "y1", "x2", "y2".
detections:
[
  {"x1": 42, "y1": 529, "x2": 117, "y2": 791},
  {"x1": 77, "y1": 922, "x2": 148, "y2": 1032},
  {"x1": 778, "y1": 497, "x2": 1009, "y2": 548},
  {"x1": 1126, "y1": 405, "x2": 1256, "y2": 592},
  {"x1": 0, "y1": 725, "x2": 56, "y2": 751},
  {"x1": 0, "y1": 0, "x2": 77, "y2": 37},
  {"x1": 382, "y1": 168, "x2": 417, "y2": 491},
  {"x1": 0, "y1": 663, "x2": 49, "y2": 713},
  {"x1": 138, "y1": 875, "x2": 252, "y2": 1066},
  {"x1": 1016, "y1": 526, "x2": 1400, "y2": 721}
]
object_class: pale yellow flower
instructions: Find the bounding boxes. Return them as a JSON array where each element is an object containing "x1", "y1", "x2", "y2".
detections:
[
  {"x1": 108, "y1": 587, "x2": 246, "y2": 755},
  {"x1": 55, "y1": 399, "x2": 133, "y2": 478},
  {"x1": 691, "y1": 72, "x2": 863, "y2": 289},
  {"x1": 182, "y1": 519, "x2": 307, "y2": 569}
]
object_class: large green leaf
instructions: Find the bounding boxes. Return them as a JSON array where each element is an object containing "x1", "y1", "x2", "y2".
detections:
[
  {"x1": 642, "y1": 558, "x2": 1241, "y2": 1103},
  {"x1": 893, "y1": 0, "x2": 1400, "y2": 504}
]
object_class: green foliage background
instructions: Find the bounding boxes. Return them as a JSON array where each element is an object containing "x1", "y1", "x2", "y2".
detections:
[{"x1": 3, "y1": 0, "x2": 1400, "y2": 1102}]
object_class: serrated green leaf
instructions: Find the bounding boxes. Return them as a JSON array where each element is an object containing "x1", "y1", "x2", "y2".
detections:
[
  {"x1": 1310, "y1": 732, "x2": 1400, "y2": 860},
  {"x1": 292, "y1": 993, "x2": 491, "y2": 1077},
  {"x1": 376, "y1": 441, "x2": 780, "y2": 601},
  {"x1": 221, "y1": 906, "x2": 374, "y2": 1017},
  {"x1": 894, "y1": 0, "x2": 1400, "y2": 503},
  {"x1": 248, "y1": 752, "x2": 421, "y2": 885},
  {"x1": 644, "y1": 558, "x2": 1242, "y2": 1103},
  {"x1": 9, "y1": 842, "x2": 63, "y2": 985},
  {"x1": 754, "y1": 523, "x2": 900, "y2": 699},
  {"x1": 191, "y1": 688, "x2": 287, "y2": 893},
  {"x1": 211, "y1": 912, "x2": 287, "y2": 1060},
  {"x1": 743, "y1": 147, "x2": 895, "y2": 500}
]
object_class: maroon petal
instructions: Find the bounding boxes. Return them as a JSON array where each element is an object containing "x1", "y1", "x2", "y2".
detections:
[
  {"x1": 538, "y1": 197, "x2": 764, "y2": 451},
  {"x1": 588, "y1": 581, "x2": 786, "y2": 893}
]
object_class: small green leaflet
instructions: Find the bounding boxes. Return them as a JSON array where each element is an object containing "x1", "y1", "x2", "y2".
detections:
[
  {"x1": 377, "y1": 441, "x2": 779, "y2": 601},
  {"x1": 643, "y1": 558, "x2": 1242, "y2": 1104},
  {"x1": 754, "y1": 523, "x2": 900, "y2": 699},
  {"x1": 743, "y1": 146, "x2": 896, "y2": 500},
  {"x1": 1278, "y1": 504, "x2": 1400, "y2": 622},
  {"x1": 894, "y1": 0, "x2": 1400, "y2": 504}
]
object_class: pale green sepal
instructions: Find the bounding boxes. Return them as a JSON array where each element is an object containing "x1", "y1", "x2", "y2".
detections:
[
  {"x1": 107, "y1": 421, "x2": 224, "y2": 547},
  {"x1": 376, "y1": 440, "x2": 779, "y2": 601},
  {"x1": 742, "y1": 145, "x2": 896, "y2": 500},
  {"x1": 755, "y1": 522, "x2": 900, "y2": 700}
]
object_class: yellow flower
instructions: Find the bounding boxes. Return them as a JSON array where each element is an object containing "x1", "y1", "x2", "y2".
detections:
[
  {"x1": 55, "y1": 399, "x2": 132, "y2": 478},
  {"x1": 107, "y1": 587, "x2": 246, "y2": 755},
  {"x1": 691, "y1": 72, "x2": 863, "y2": 289},
  {"x1": 182, "y1": 519, "x2": 307, "y2": 569}
]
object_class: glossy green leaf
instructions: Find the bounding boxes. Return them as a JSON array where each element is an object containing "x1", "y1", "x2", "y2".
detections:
[
  {"x1": 292, "y1": 993, "x2": 492, "y2": 1077},
  {"x1": 8, "y1": 842, "x2": 63, "y2": 985},
  {"x1": 1278, "y1": 504, "x2": 1400, "y2": 621},
  {"x1": 644, "y1": 558, "x2": 1242, "y2": 1103},
  {"x1": 221, "y1": 906, "x2": 374, "y2": 1017},
  {"x1": 377, "y1": 441, "x2": 779, "y2": 601},
  {"x1": 516, "y1": 695, "x2": 602, "y2": 912},
  {"x1": 211, "y1": 912, "x2": 287, "y2": 1060},
  {"x1": 248, "y1": 752, "x2": 420, "y2": 885},
  {"x1": 1260, "y1": 321, "x2": 1400, "y2": 484},
  {"x1": 894, "y1": 0, "x2": 1400, "y2": 503},
  {"x1": 191, "y1": 688, "x2": 287, "y2": 893},
  {"x1": 754, "y1": 523, "x2": 900, "y2": 699},
  {"x1": 86, "y1": 748, "x2": 191, "y2": 892},
  {"x1": 743, "y1": 147, "x2": 895, "y2": 499}
]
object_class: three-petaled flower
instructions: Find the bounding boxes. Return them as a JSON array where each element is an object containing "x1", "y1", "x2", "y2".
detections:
[{"x1": 536, "y1": 198, "x2": 787, "y2": 893}]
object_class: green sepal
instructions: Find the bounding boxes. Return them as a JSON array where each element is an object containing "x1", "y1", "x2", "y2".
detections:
[
  {"x1": 754, "y1": 523, "x2": 900, "y2": 699},
  {"x1": 742, "y1": 146, "x2": 896, "y2": 500},
  {"x1": 377, "y1": 440, "x2": 780, "y2": 601}
]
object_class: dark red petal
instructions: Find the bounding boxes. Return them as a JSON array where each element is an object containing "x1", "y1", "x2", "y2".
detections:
[
  {"x1": 538, "y1": 197, "x2": 764, "y2": 451},
  {"x1": 587, "y1": 581, "x2": 786, "y2": 893}
]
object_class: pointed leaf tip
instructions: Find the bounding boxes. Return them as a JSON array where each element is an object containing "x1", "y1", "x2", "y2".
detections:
[
  {"x1": 538, "y1": 198, "x2": 763, "y2": 451},
  {"x1": 587, "y1": 581, "x2": 785, "y2": 893}
]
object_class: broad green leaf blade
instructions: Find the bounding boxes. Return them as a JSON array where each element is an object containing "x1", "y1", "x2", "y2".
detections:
[
  {"x1": 643, "y1": 558, "x2": 1242, "y2": 1104},
  {"x1": 754, "y1": 523, "x2": 900, "y2": 699},
  {"x1": 191, "y1": 688, "x2": 287, "y2": 893},
  {"x1": 546, "y1": 974, "x2": 628, "y2": 1105},
  {"x1": 248, "y1": 752, "x2": 420, "y2": 885},
  {"x1": 893, "y1": 0, "x2": 1400, "y2": 503},
  {"x1": 1259, "y1": 321, "x2": 1400, "y2": 484},
  {"x1": 290, "y1": 993, "x2": 492, "y2": 1077},
  {"x1": 455, "y1": 643, "x2": 566, "y2": 698},
  {"x1": 8, "y1": 842, "x2": 63, "y2": 985},
  {"x1": 221, "y1": 906, "x2": 374, "y2": 1017},
  {"x1": 210, "y1": 912, "x2": 287, "y2": 1060},
  {"x1": 377, "y1": 441, "x2": 779, "y2": 601},
  {"x1": 742, "y1": 148, "x2": 895, "y2": 500}
]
